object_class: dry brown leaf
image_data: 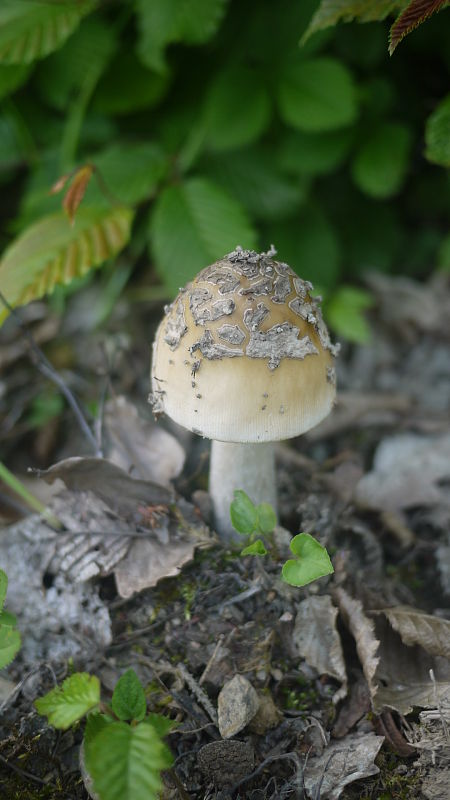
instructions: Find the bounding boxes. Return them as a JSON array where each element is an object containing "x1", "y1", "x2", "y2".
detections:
[
  {"x1": 103, "y1": 396, "x2": 185, "y2": 485},
  {"x1": 334, "y1": 587, "x2": 379, "y2": 702},
  {"x1": 293, "y1": 595, "x2": 347, "y2": 702},
  {"x1": 378, "y1": 606, "x2": 450, "y2": 659},
  {"x1": 303, "y1": 731, "x2": 384, "y2": 800},
  {"x1": 62, "y1": 164, "x2": 95, "y2": 224},
  {"x1": 113, "y1": 537, "x2": 196, "y2": 599}
]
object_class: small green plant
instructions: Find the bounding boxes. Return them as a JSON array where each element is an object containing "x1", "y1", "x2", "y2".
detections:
[
  {"x1": 0, "y1": 568, "x2": 21, "y2": 669},
  {"x1": 230, "y1": 490, "x2": 334, "y2": 587},
  {"x1": 35, "y1": 668, "x2": 174, "y2": 800}
]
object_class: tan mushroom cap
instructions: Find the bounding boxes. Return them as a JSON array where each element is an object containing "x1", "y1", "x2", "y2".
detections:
[{"x1": 150, "y1": 247, "x2": 338, "y2": 443}]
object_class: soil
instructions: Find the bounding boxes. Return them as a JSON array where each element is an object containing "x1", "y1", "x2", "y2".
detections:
[{"x1": 0, "y1": 271, "x2": 449, "y2": 800}]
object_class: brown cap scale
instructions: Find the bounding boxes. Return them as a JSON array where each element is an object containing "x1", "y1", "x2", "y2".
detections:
[{"x1": 150, "y1": 246, "x2": 338, "y2": 541}]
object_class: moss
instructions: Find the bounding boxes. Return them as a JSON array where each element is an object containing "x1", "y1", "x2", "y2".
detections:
[{"x1": 341, "y1": 751, "x2": 421, "y2": 800}]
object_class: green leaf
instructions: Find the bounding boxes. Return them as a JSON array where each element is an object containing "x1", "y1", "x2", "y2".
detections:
[
  {"x1": 437, "y1": 233, "x2": 450, "y2": 271},
  {"x1": 256, "y1": 503, "x2": 277, "y2": 535},
  {"x1": 150, "y1": 177, "x2": 257, "y2": 294},
  {"x1": 0, "y1": 570, "x2": 7, "y2": 612},
  {"x1": 35, "y1": 17, "x2": 116, "y2": 112},
  {"x1": 277, "y1": 129, "x2": 353, "y2": 177},
  {"x1": 0, "y1": 63, "x2": 30, "y2": 99},
  {"x1": 34, "y1": 673, "x2": 100, "y2": 729},
  {"x1": 203, "y1": 147, "x2": 307, "y2": 221},
  {"x1": 0, "y1": 206, "x2": 134, "y2": 325},
  {"x1": 135, "y1": 0, "x2": 229, "y2": 72},
  {"x1": 84, "y1": 711, "x2": 114, "y2": 748},
  {"x1": 85, "y1": 720, "x2": 173, "y2": 800},
  {"x1": 85, "y1": 142, "x2": 168, "y2": 207},
  {"x1": 203, "y1": 65, "x2": 271, "y2": 152},
  {"x1": 143, "y1": 713, "x2": 176, "y2": 738},
  {"x1": 278, "y1": 57, "x2": 358, "y2": 132},
  {"x1": 326, "y1": 285, "x2": 373, "y2": 343},
  {"x1": 241, "y1": 539, "x2": 268, "y2": 556},
  {"x1": 267, "y1": 207, "x2": 340, "y2": 287},
  {"x1": 0, "y1": 1, "x2": 94, "y2": 65},
  {"x1": 352, "y1": 122, "x2": 412, "y2": 198},
  {"x1": 425, "y1": 94, "x2": 450, "y2": 167},
  {"x1": 0, "y1": 626, "x2": 21, "y2": 669},
  {"x1": 230, "y1": 490, "x2": 258, "y2": 535},
  {"x1": 92, "y1": 50, "x2": 169, "y2": 116},
  {"x1": 112, "y1": 670, "x2": 147, "y2": 722},
  {"x1": 282, "y1": 533, "x2": 334, "y2": 587},
  {"x1": 0, "y1": 610, "x2": 17, "y2": 628},
  {"x1": 302, "y1": 1, "x2": 404, "y2": 42}
]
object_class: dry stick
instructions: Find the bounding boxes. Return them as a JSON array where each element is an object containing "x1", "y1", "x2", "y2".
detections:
[{"x1": 0, "y1": 291, "x2": 100, "y2": 455}]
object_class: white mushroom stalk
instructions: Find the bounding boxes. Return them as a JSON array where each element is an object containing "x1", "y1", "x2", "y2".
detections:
[{"x1": 150, "y1": 246, "x2": 339, "y2": 543}]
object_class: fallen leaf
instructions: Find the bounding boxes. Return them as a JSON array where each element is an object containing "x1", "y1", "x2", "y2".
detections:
[
  {"x1": 113, "y1": 537, "x2": 196, "y2": 599},
  {"x1": 293, "y1": 595, "x2": 347, "y2": 702},
  {"x1": 378, "y1": 606, "x2": 450, "y2": 659},
  {"x1": 354, "y1": 433, "x2": 450, "y2": 513},
  {"x1": 103, "y1": 396, "x2": 185, "y2": 485},
  {"x1": 334, "y1": 587, "x2": 380, "y2": 703},
  {"x1": 303, "y1": 731, "x2": 384, "y2": 800}
]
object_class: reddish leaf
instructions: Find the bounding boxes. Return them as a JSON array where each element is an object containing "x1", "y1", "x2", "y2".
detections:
[
  {"x1": 62, "y1": 164, "x2": 95, "y2": 225},
  {"x1": 50, "y1": 172, "x2": 72, "y2": 195},
  {"x1": 389, "y1": 0, "x2": 448, "y2": 55}
]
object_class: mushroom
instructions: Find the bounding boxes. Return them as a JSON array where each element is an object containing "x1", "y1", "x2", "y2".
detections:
[{"x1": 150, "y1": 246, "x2": 338, "y2": 542}]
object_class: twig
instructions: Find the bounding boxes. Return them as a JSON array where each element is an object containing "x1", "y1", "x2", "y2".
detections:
[
  {"x1": 177, "y1": 662, "x2": 218, "y2": 724},
  {"x1": 0, "y1": 290, "x2": 99, "y2": 455}
]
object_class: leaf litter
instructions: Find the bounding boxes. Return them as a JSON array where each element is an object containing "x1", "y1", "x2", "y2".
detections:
[{"x1": 0, "y1": 272, "x2": 449, "y2": 798}]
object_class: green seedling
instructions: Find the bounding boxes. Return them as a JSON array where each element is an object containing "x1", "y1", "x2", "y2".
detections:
[
  {"x1": 230, "y1": 490, "x2": 334, "y2": 587},
  {"x1": 35, "y1": 669, "x2": 174, "y2": 800},
  {"x1": 0, "y1": 569, "x2": 21, "y2": 669}
]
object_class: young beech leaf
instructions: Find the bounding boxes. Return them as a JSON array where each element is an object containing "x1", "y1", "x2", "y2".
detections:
[
  {"x1": 0, "y1": 626, "x2": 21, "y2": 669},
  {"x1": 282, "y1": 533, "x2": 334, "y2": 587},
  {"x1": 230, "y1": 490, "x2": 258, "y2": 534},
  {"x1": 85, "y1": 720, "x2": 173, "y2": 800},
  {"x1": 112, "y1": 669, "x2": 147, "y2": 722},
  {"x1": 84, "y1": 711, "x2": 114, "y2": 748},
  {"x1": 0, "y1": 609, "x2": 17, "y2": 628},
  {"x1": 241, "y1": 539, "x2": 268, "y2": 557},
  {"x1": 256, "y1": 502, "x2": 277, "y2": 535},
  {"x1": 34, "y1": 673, "x2": 100, "y2": 729},
  {"x1": 143, "y1": 713, "x2": 176, "y2": 738}
]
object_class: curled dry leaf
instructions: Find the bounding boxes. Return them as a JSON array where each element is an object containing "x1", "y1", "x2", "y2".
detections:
[
  {"x1": 103, "y1": 395, "x2": 185, "y2": 485},
  {"x1": 303, "y1": 731, "x2": 384, "y2": 800},
  {"x1": 113, "y1": 537, "x2": 196, "y2": 599},
  {"x1": 378, "y1": 606, "x2": 450, "y2": 659},
  {"x1": 293, "y1": 595, "x2": 347, "y2": 703},
  {"x1": 333, "y1": 587, "x2": 379, "y2": 703}
]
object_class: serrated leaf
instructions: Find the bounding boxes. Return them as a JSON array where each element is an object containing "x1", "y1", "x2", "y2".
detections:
[
  {"x1": 85, "y1": 720, "x2": 173, "y2": 800},
  {"x1": 352, "y1": 122, "x2": 412, "y2": 198},
  {"x1": 425, "y1": 94, "x2": 450, "y2": 167},
  {"x1": 35, "y1": 16, "x2": 116, "y2": 112},
  {"x1": 267, "y1": 207, "x2": 340, "y2": 287},
  {"x1": 84, "y1": 711, "x2": 114, "y2": 748},
  {"x1": 282, "y1": 533, "x2": 334, "y2": 587},
  {"x1": 241, "y1": 539, "x2": 268, "y2": 556},
  {"x1": 143, "y1": 713, "x2": 176, "y2": 738},
  {"x1": 85, "y1": 142, "x2": 168, "y2": 208},
  {"x1": 326, "y1": 286, "x2": 373, "y2": 343},
  {"x1": 0, "y1": 62, "x2": 30, "y2": 99},
  {"x1": 277, "y1": 129, "x2": 353, "y2": 177},
  {"x1": 203, "y1": 65, "x2": 271, "y2": 152},
  {"x1": 230, "y1": 490, "x2": 258, "y2": 535},
  {"x1": 379, "y1": 606, "x2": 450, "y2": 659},
  {"x1": 256, "y1": 503, "x2": 277, "y2": 535},
  {"x1": 0, "y1": 570, "x2": 7, "y2": 611},
  {"x1": 92, "y1": 50, "x2": 169, "y2": 116},
  {"x1": 302, "y1": 1, "x2": 404, "y2": 43},
  {"x1": 62, "y1": 165, "x2": 95, "y2": 224},
  {"x1": 0, "y1": 1, "x2": 94, "y2": 65},
  {"x1": 389, "y1": 0, "x2": 448, "y2": 55},
  {"x1": 203, "y1": 147, "x2": 307, "y2": 221},
  {"x1": 112, "y1": 669, "x2": 147, "y2": 722},
  {"x1": 136, "y1": 0, "x2": 229, "y2": 72},
  {"x1": 0, "y1": 610, "x2": 17, "y2": 628},
  {"x1": 150, "y1": 177, "x2": 257, "y2": 293},
  {"x1": 0, "y1": 206, "x2": 133, "y2": 325},
  {"x1": 278, "y1": 57, "x2": 358, "y2": 133},
  {"x1": 0, "y1": 626, "x2": 21, "y2": 669},
  {"x1": 34, "y1": 673, "x2": 100, "y2": 728}
]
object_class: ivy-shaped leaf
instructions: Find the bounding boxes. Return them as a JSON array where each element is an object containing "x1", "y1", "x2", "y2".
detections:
[
  {"x1": 282, "y1": 533, "x2": 334, "y2": 587},
  {"x1": 0, "y1": 206, "x2": 133, "y2": 325},
  {"x1": 150, "y1": 177, "x2": 257, "y2": 294},
  {"x1": 0, "y1": 1, "x2": 94, "y2": 65},
  {"x1": 34, "y1": 673, "x2": 100, "y2": 729},
  {"x1": 85, "y1": 720, "x2": 173, "y2": 800},
  {"x1": 389, "y1": 0, "x2": 448, "y2": 55}
]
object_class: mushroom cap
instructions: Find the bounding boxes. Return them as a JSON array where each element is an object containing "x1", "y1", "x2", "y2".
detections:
[{"x1": 150, "y1": 247, "x2": 338, "y2": 443}]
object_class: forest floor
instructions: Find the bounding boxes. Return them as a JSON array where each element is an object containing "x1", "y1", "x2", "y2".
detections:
[{"x1": 0, "y1": 270, "x2": 449, "y2": 800}]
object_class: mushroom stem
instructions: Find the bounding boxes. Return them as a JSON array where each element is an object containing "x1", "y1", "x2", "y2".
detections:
[{"x1": 209, "y1": 441, "x2": 277, "y2": 543}]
